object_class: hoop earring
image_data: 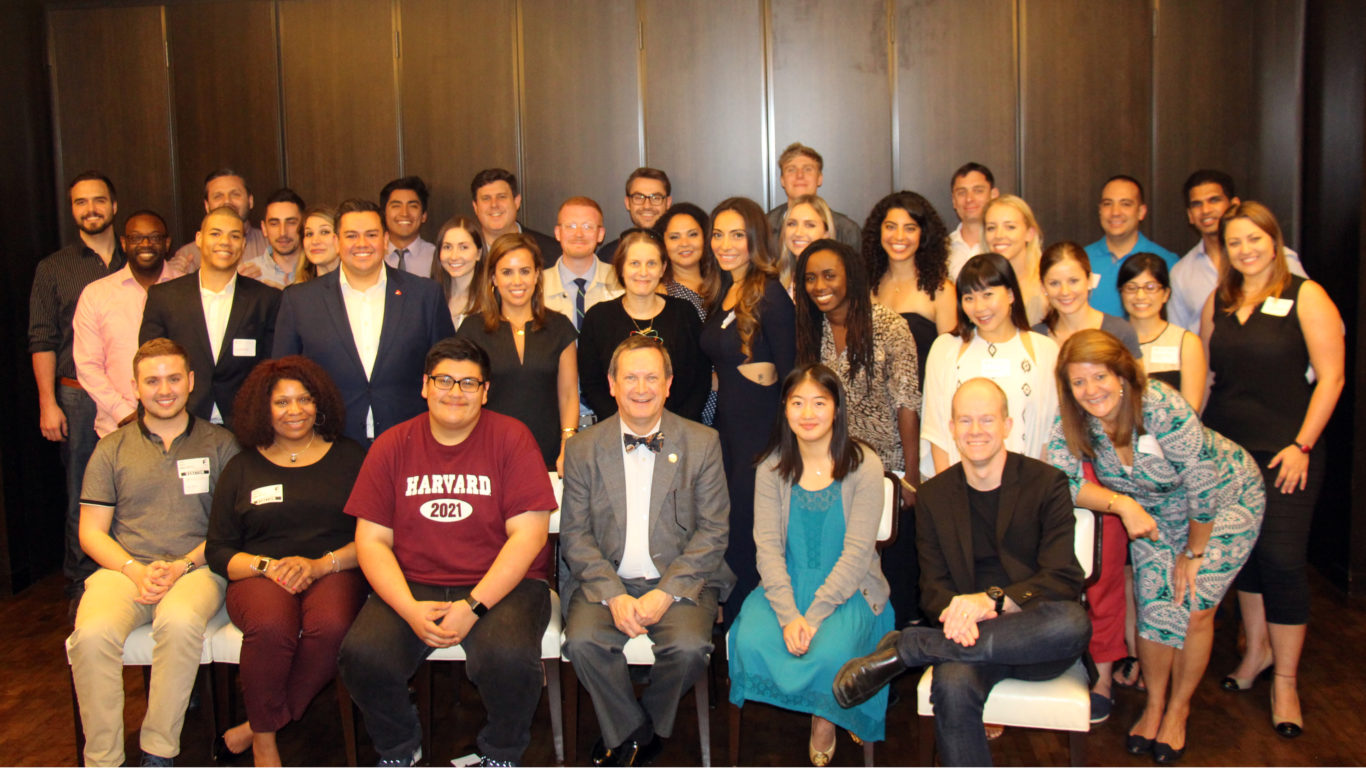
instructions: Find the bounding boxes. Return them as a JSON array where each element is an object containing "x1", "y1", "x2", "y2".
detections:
[{"x1": 314, "y1": 412, "x2": 326, "y2": 426}]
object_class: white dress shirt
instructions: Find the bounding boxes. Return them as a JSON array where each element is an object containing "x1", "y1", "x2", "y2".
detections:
[
  {"x1": 199, "y1": 272, "x2": 237, "y2": 423},
  {"x1": 339, "y1": 266, "x2": 387, "y2": 438},
  {"x1": 617, "y1": 417, "x2": 663, "y2": 581},
  {"x1": 947, "y1": 223, "x2": 981, "y2": 281}
]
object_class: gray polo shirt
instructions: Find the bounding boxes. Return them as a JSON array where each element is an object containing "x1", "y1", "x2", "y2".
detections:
[{"x1": 80, "y1": 412, "x2": 240, "y2": 563}]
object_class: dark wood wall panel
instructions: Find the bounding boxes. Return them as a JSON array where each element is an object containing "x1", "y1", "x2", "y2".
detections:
[
  {"x1": 49, "y1": 6, "x2": 177, "y2": 243},
  {"x1": 166, "y1": 0, "x2": 284, "y2": 243},
  {"x1": 398, "y1": 0, "x2": 519, "y2": 232},
  {"x1": 277, "y1": 0, "x2": 399, "y2": 207},
  {"x1": 894, "y1": 0, "x2": 1017, "y2": 227},
  {"x1": 641, "y1": 0, "x2": 766, "y2": 211},
  {"x1": 1249, "y1": 0, "x2": 1305, "y2": 250},
  {"x1": 1020, "y1": 0, "x2": 1151, "y2": 246},
  {"x1": 520, "y1": 0, "x2": 640, "y2": 237},
  {"x1": 770, "y1": 0, "x2": 892, "y2": 224}
]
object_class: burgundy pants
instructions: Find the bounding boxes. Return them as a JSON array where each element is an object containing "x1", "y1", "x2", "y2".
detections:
[
  {"x1": 226, "y1": 569, "x2": 366, "y2": 732},
  {"x1": 1082, "y1": 462, "x2": 1129, "y2": 664}
]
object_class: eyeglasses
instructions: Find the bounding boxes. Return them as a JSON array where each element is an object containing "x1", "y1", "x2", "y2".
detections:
[
  {"x1": 427, "y1": 375, "x2": 485, "y2": 392},
  {"x1": 1121, "y1": 282, "x2": 1165, "y2": 295},
  {"x1": 559, "y1": 222, "x2": 598, "y2": 232},
  {"x1": 123, "y1": 233, "x2": 167, "y2": 245},
  {"x1": 629, "y1": 193, "x2": 667, "y2": 205}
]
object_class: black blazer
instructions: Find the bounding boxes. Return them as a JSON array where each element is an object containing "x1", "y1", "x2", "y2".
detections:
[
  {"x1": 915, "y1": 452, "x2": 1084, "y2": 620},
  {"x1": 140, "y1": 273, "x2": 281, "y2": 423}
]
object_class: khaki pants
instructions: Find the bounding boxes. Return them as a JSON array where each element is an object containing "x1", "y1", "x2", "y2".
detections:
[{"x1": 68, "y1": 567, "x2": 225, "y2": 766}]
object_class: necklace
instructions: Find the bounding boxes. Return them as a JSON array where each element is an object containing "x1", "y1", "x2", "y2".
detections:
[
  {"x1": 276, "y1": 431, "x2": 316, "y2": 463},
  {"x1": 1138, "y1": 321, "x2": 1170, "y2": 345}
]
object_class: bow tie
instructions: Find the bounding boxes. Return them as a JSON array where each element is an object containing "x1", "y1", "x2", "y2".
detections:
[{"x1": 623, "y1": 432, "x2": 664, "y2": 453}]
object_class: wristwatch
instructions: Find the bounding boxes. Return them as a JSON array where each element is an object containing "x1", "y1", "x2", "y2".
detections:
[
  {"x1": 463, "y1": 595, "x2": 489, "y2": 617},
  {"x1": 1183, "y1": 547, "x2": 1204, "y2": 560},
  {"x1": 986, "y1": 586, "x2": 1006, "y2": 613},
  {"x1": 251, "y1": 556, "x2": 273, "y2": 576}
]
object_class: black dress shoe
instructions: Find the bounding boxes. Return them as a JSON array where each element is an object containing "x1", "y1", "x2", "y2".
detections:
[
  {"x1": 211, "y1": 734, "x2": 251, "y2": 765},
  {"x1": 1151, "y1": 741, "x2": 1186, "y2": 764},
  {"x1": 600, "y1": 735, "x2": 663, "y2": 767},
  {"x1": 832, "y1": 631, "x2": 905, "y2": 709},
  {"x1": 590, "y1": 737, "x2": 613, "y2": 766},
  {"x1": 1125, "y1": 733, "x2": 1154, "y2": 755}
]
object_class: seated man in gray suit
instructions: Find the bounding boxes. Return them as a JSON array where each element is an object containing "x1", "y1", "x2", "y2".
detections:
[{"x1": 560, "y1": 335, "x2": 734, "y2": 767}]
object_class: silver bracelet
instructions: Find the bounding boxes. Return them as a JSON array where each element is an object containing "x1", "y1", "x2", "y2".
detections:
[{"x1": 326, "y1": 550, "x2": 339, "y2": 574}]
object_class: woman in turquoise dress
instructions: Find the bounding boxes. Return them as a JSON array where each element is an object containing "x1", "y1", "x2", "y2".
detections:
[
  {"x1": 728, "y1": 363, "x2": 894, "y2": 766},
  {"x1": 1047, "y1": 329, "x2": 1264, "y2": 764}
]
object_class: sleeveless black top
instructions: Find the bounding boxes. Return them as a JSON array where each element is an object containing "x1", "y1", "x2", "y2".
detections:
[{"x1": 900, "y1": 311, "x2": 938, "y2": 392}]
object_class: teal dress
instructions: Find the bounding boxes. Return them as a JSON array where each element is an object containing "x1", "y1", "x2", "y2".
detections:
[{"x1": 727, "y1": 482, "x2": 895, "y2": 740}]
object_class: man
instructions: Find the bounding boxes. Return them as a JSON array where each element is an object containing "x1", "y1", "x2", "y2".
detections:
[
  {"x1": 1082, "y1": 175, "x2": 1179, "y2": 316},
  {"x1": 1167, "y1": 169, "x2": 1308, "y2": 332},
  {"x1": 140, "y1": 206, "x2": 281, "y2": 424},
  {"x1": 598, "y1": 168, "x2": 673, "y2": 261},
  {"x1": 470, "y1": 168, "x2": 559, "y2": 261},
  {"x1": 381, "y1": 176, "x2": 436, "y2": 278},
  {"x1": 29, "y1": 171, "x2": 128, "y2": 606},
  {"x1": 543, "y1": 197, "x2": 624, "y2": 332},
  {"x1": 167, "y1": 169, "x2": 269, "y2": 274},
  {"x1": 561, "y1": 336, "x2": 734, "y2": 766},
  {"x1": 946, "y1": 163, "x2": 1000, "y2": 280},
  {"x1": 833, "y1": 378, "x2": 1089, "y2": 767},
  {"x1": 68, "y1": 338, "x2": 238, "y2": 767},
  {"x1": 764, "y1": 142, "x2": 861, "y2": 249},
  {"x1": 272, "y1": 199, "x2": 454, "y2": 445},
  {"x1": 240, "y1": 188, "x2": 306, "y2": 289},
  {"x1": 74, "y1": 211, "x2": 183, "y2": 438},
  {"x1": 339, "y1": 337, "x2": 556, "y2": 767}
]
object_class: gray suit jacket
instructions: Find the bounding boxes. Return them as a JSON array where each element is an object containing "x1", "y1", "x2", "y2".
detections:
[{"x1": 559, "y1": 410, "x2": 736, "y2": 607}]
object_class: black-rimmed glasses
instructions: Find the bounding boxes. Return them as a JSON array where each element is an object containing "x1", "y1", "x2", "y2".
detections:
[{"x1": 427, "y1": 374, "x2": 485, "y2": 392}]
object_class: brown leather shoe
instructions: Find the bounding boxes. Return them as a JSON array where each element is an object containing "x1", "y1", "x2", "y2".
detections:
[{"x1": 833, "y1": 631, "x2": 904, "y2": 708}]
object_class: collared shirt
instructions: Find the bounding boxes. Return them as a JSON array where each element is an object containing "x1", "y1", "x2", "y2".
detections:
[
  {"x1": 28, "y1": 241, "x2": 126, "y2": 379},
  {"x1": 169, "y1": 227, "x2": 269, "y2": 275},
  {"x1": 1082, "y1": 232, "x2": 1179, "y2": 317},
  {"x1": 339, "y1": 266, "x2": 388, "y2": 438},
  {"x1": 1168, "y1": 240, "x2": 1308, "y2": 333},
  {"x1": 618, "y1": 417, "x2": 663, "y2": 580},
  {"x1": 385, "y1": 236, "x2": 436, "y2": 279},
  {"x1": 947, "y1": 223, "x2": 981, "y2": 281},
  {"x1": 241, "y1": 249, "x2": 298, "y2": 290},
  {"x1": 199, "y1": 272, "x2": 237, "y2": 423},
  {"x1": 73, "y1": 263, "x2": 183, "y2": 437},
  {"x1": 542, "y1": 257, "x2": 623, "y2": 327}
]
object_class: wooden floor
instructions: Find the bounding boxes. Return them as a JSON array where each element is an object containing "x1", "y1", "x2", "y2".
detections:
[{"x1": 3, "y1": 569, "x2": 1363, "y2": 767}]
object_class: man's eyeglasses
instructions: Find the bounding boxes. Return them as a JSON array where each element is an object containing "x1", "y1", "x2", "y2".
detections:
[
  {"x1": 427, "y1": 375, "x2": 485, "y2": 393},
  {"x1": 630, "y1": 193, "x2": 667, "y2": 205},
  {"x1": 123, "y1": 233, "x2": 168, "y2": 246}
]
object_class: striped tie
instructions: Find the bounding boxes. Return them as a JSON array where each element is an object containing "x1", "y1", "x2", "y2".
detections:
[{"x1": 573, "y1": 277, "x2": 587, "y2": 330}]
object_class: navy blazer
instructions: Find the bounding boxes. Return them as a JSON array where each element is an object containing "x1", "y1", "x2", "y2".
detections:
[
  {"x1": 140, "y1": 273, "x2": 281, "y2": 423},
  {"x1": 272, "y1": 267, "x2": 455, "y2": 444}
]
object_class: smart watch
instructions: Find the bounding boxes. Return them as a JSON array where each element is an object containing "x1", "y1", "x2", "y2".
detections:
[
  {"x1": 986, "y1": 586, "x2": 1006, "y2": 613},
  {"x1": 251, "y1": 556, "x2": 273, "y2": 576},
  {"x1": 463, "y1": 595, "x2": 489, "y2": 617}
]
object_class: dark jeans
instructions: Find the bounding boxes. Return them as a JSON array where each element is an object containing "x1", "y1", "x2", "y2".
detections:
[
  {"x1": 1235, "y1": 449, "x2": 1324, "y2": 625},
  {"x1": 338, "y1": 578, "x2": 550, "y2": 763},
  {"x1": 59, "y1": 384, "x2": 98, "y2": 597},
  {"x1": 900, "y1": 601, "x2": 1091, "y2": 767}
]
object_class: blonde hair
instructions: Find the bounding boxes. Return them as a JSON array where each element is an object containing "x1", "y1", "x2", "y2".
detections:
[
  {"x1": 779, "y1": 194, "x2": 835, "y2": 289},
  {"x1": 983, "y1": 194, "x2": 1043, "y2": 285}
]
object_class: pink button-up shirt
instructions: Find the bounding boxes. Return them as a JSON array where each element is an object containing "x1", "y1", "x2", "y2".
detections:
[{"x1": 73, "y1": 263, "x2": 182, "y2": 437}]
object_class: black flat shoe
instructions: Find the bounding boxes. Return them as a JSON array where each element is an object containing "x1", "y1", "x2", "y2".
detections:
[
  {"x1": 1125, "y1": 733, "x2": 1154, "y2": 755},
  {"x1": 1151, "y1": 741, "x2": 1186, "y2": 765}
]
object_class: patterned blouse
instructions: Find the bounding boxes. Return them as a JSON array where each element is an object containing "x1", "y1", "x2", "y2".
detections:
[{"x1": 820, "y1": 303, "x2": 921, "y2": 472}]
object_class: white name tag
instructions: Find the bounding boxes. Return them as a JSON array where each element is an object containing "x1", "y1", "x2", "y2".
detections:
[
  {"x1": 1150, "y1": 346, "x2": 1180, "y2": 365},
  {"x1": 980, "y1": 357, "x2": 1013, "y2": 378},
  {"x1": 233, "y1": 338, "x2": 257, "y2": 357},
  {"x1": 1261, "y1": 297, "x2": 1294, "y2": 317},
  {"x1": 1089, "y1": 272, "x2": 1102, "y2": 290},
  {"x1": 720, "y1": 310, "x2": 736, "y2": 329},
  {"x1": 250, "y1": 484, "x2": 284, "y2": 506},
  {"x1": 1136, "y1": 434, "x2": 1165, "y2": 459},
  {"x1": 177, "y1": 457, "x2": 211, "y2": 495}
]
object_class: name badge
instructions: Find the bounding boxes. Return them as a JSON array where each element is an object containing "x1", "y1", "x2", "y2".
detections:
[
  {"x1": 233, "y1": 338, "x2": 257, "y2": 357},
  {"x1": 1088, "y1": 272, "x2": 1102, "y2": 290},
  {"x1": 980, "y1": 357, "x2": 1013, "y2": 378},
  {"x1": 178, "y1": 457, "x2": 211, "y2": 495},
  {"x1": 250, "y1": 484, "x2": 284, "y2": 506},
  {"x1": 720, "y1": 310, "x2": 736, "y2": 329},
  {"x1": 1261, "y1": 297, "x2": 1294, "y2": 317},
  {"x1": 1150, "y1": 346, "x2": 1180, "y2": 365},
  {"x1": 1136, "y1": 434, "x2": 1165, "y2": 459}
]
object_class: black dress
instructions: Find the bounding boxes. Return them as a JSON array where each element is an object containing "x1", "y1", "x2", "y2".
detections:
[
  {"x1": 698, "y1": 278, "x2": 796, "y2": 609},
  {"x1": 456, "y1": 312, "x2": 578, "y2": 469},
  {"x1": 899, "y1": 311, "x2": 938, "y2": 393},
  {"x1": 577, "y1": 295, "x2": 708, "y2": 422}
]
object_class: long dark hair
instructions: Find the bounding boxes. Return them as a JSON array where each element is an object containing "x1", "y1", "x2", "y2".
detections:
[
  {"x1": 760, "y1": 363, "x2": 865, "y2": 483},
  {"x1": 430, "y1": 215, "x2": 486, "y2": 318},
  {"x1": 1116, "y1": 252, "x2": 1173, "y2": 321},
  {"x1": 708, "y1": 197, "x2": 779, "y2": 363},
  {"x1": 954, "y1": 252, "x2": 1030, "y2": 341},
  {"x1": 794, "y1": 239, "x2": 876, "y2": 392},
  {"x1": 863, "y1": 190, "x2": 951, "y2": 297},
  {"x1": 479, "y1": 233, "x2": 547, "y2": 333}
]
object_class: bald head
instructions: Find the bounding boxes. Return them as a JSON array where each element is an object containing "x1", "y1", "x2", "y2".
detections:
[
  {"x1": 951, "y1": 378, "x2": 1009, "y2": 419},
  {"x1": 950, "y1": 377, "x2": 1012, "y2": 468}
]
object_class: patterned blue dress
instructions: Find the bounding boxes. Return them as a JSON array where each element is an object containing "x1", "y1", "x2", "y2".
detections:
[
  {"x1": 1047, "y1": 380, "x2": 1265, "y2": 648},
  {"x1": 727, "y1": 482, "x2": 895, "y2": 739}
]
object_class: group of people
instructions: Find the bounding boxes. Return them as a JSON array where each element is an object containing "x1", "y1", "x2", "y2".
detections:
[{"x1": 29, "y1": 142, "x2": 1344, "y2": 767}]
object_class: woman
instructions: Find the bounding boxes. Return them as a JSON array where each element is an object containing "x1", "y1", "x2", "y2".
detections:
[
  {"x1": 1118, "y1": 252, "x2": 1207, "y2": 409},
  {"x1": 698, "y1": 196, "x2": 796, "y2": 609},
  {"x1": 779, "y1": 194, "x2": 835, "y2": 293},
  {"x1": 1048, "y1": 329, "x2": 1265, "y2": 763},
  {"x1": 292, "y1": 206, "x2": 340, "y2": 284},
  {"x1": 864, "y1": 190, "x2": 957, "y2": 391},
  {"x1": 577, "y1": 228, "x2": 708, "y2": 421},
  {"x1": 206, "y1": 356, "x2": 367, "y2": 766},
  {"x1": 656, "y1": 202, "x2": 720, "y2": 425},
  {"x1": 455, "y1": 232, "x2": 579, "y2": 473},
  {"x1": 1035, "y1": 241, "x2": 1142, "y2": 357},
  {"x1": 430, "y1": 215, "x2": 485, "y2": 330},
  {"x1": 920, "y1": 253, "x2": 1058, "y2": 479},
  {"x1": 982, "y1": 195, "x2": 1047, "y2": 325},
  {"x1": 728, "y1": 364, "x2": 893, "y2": 766},
  {"x1": 1200, "y1": 201, "x2": 1344, "y2": 739}
]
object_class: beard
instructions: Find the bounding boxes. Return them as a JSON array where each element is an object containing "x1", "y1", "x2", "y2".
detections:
[{"x1": 78, "y1": 216, "x2": 112, "y2": 236}]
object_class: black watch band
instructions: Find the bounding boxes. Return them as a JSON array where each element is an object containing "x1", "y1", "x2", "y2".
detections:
[
  {"x1": 987, "y1": 586, "x2": 1005, "y2": 613},
  {"x1": 463, "y1": 595, "x2": 488, "y2": 617}
]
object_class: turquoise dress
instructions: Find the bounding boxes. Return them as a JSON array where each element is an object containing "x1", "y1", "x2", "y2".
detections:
[{"x1": 727, "y1": 482, "x2": 895, "y2": 740}]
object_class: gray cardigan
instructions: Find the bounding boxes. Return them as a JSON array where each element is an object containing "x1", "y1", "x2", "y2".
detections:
[{"x1": 753, "y1": 445, "x2": 891, "y2": 629}]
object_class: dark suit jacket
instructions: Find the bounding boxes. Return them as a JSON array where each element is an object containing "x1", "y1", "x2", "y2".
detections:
[
  {"x1": 915, "y1": 452, "x2": 1083, "y2": 619},
  {"x1": 139, "y1": 273, "x2": 281, "y2": 423},
  {"x1": 559, "y1": 410, "x2": 736, "y2": 607},
  {"x1": 271, "y1": 267, "x2": 455, "y2": 444},
  {"x1": 525, "y1": 226, "x2": 562, "y2": 264}
]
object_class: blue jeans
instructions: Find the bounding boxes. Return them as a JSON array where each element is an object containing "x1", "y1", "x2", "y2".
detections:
[
  {"x1": 899, "y1": 601, "x2": 1091, "y2": 767},
  {"x1": 59, "y1": 384, "x2": 98, "y2": 597}
]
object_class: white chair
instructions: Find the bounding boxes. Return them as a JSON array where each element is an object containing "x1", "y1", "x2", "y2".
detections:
[
  {"x1": 726, "y1": 472, "x2": 901, "y2": 767},
  {"x1": 915, "y1": 508, "x2": 1101, "y2": 767}
]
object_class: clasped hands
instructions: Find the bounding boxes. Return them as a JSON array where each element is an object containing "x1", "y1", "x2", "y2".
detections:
[
  {"x1": 608, "y1": 589, "x2": 674, "y2": 638},
  {"x1": 126, "y1": 559, "x2": 190, "y2": 604},
  {"x1": 404, "y1": 598, "x2": 480, "y2": 648},
  {"x1": 938, "y1": 592, "x2": 999, "y2": 647},
  {"x1": 263, "y1": 555, "x2": 328, "y2": 594}
]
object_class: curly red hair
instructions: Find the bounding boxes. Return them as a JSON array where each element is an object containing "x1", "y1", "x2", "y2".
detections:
[{"x1": 231, "y1": 356, "x2": 346, "y2": 448}]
